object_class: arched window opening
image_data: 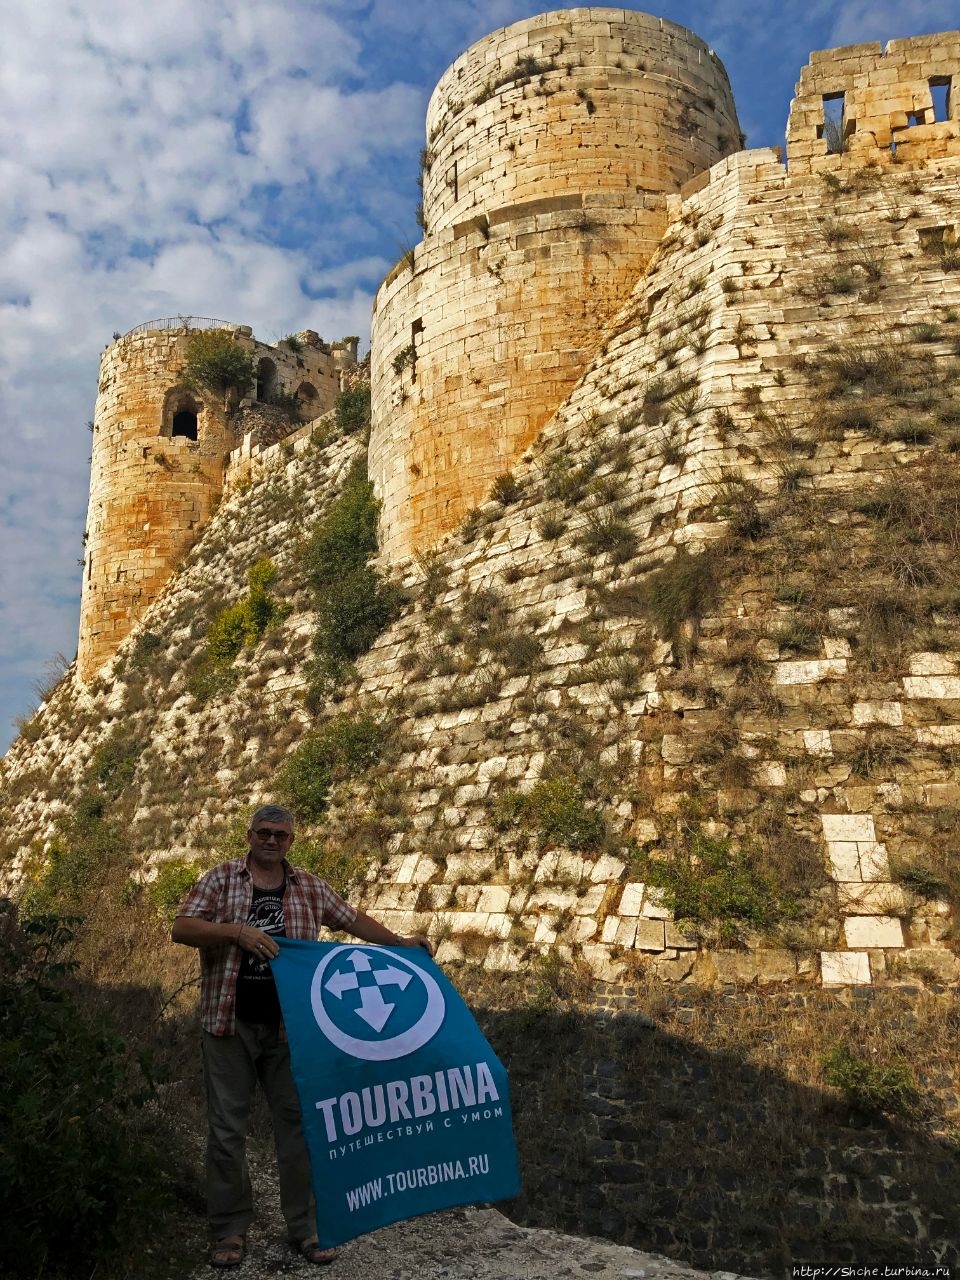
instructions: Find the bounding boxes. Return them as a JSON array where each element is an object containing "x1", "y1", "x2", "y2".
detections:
[
  {"x1": 257, "y1": 358, "x2": 277, "y2": 402},
  {"x1": 296, "y1": 382, "x2": 318, "y2": 406},
  {"x1": 172, "y1": 409, "x2": 199, "y2": 440},
  {"x1": 162, "y1": 387, "x2": 202, "y2": 442}
]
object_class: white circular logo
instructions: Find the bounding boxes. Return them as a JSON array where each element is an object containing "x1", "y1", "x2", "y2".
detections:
[{"x1": 310, "y1": 945, "x2": 446, "y2": 1062}]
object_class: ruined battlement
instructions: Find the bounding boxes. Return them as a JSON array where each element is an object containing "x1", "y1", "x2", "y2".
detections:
[{"x1": 787, "y1": 30, "x2": 960, "y2": 172}]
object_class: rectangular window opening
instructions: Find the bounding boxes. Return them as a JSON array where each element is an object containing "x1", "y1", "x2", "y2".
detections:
[
  {"x1": 410, "y1": 319, "x2": 423, "y2": 383},
  {"x1": 820, "y1": 92, "x2": 846, "y2": 154},
  {"x1": 452, "y1": 159, "x2": 459, "y2": 202},
  {"x1": 930, "y1": 78, "x2": 951, "y2": 123}
]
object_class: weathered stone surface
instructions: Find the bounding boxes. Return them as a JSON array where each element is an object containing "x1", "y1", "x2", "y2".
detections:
[
  {"x1": 843, "y1": 915, "x2": 905, "y2": 949},
  {"x1": 821, "y1": 951, "x2": 872, "y2": 985}
]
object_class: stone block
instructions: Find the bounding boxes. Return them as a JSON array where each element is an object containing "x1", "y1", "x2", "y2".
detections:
[
  {"x1": 852, "y1": 701, "x2": 903, "y2": 726},
  {"x1": 804, "y1": 730, "x2": 833, "y2": 757},
  {"x1": 837, "y1": 882, "x2": 909, "y2": 914},
  {"x1": 908, "y1": 652, "x2": 958, "y2": 675},
  {"x1": 634, "y1": 919, "x2": 666, "y2": 951},
  {"x1": 826, "y1": 841, "x2": 862, "y2": 881},
  {"x1": 478, "y1": 885, "x2": 512, "y2": 913},
  {"x1": 894, "y1": 947, "x2": 960, "y2": 983},
  {"x1": 903, "y1": 675, "x2": 960, "y2": 699},
  {"x1": 857, "y1": 841, "x2": 890, "y2": 881},
  {"x1": 664, "y1": 921, "x2": 698, "y2": 949},
  {"x1": 843, "y1": 915, "x2": 905, "y2": 948},
  {"x1": 822, "y1": 813, "x2": 876, "y2": 842},
  {"x1": 618, "y1": 882, "x2": 645, "y2": 915},
  {"x1": 773, "y1": 658, "x2": 847, "y2": 685},
  {"x1": 821, "y1": 951, "x2": 872, "y2": 985}
]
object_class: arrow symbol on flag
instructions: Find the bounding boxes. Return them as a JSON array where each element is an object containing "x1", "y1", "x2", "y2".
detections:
[{"x1": 324, "y1": 951, "x2": 416, "y2": 1032}]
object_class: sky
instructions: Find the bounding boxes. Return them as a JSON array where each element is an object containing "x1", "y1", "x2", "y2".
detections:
[{"x1": 0, "y1": 0, "x2": 951, "y2": 753}]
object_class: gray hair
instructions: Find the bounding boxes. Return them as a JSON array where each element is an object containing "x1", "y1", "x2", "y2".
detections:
[{"x1": 249, "y1": 804, "x2": 295, "y2": 831}]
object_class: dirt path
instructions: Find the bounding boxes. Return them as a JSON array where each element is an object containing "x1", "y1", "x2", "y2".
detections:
[{"x1": 189, "y1": 1204, "x2": 752, "y2": 1280}]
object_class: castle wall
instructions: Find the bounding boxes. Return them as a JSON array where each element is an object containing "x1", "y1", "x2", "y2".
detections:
[
  {"x1": 787, "y1": 31, "x2": 960, "y2": 173},
  {"x1": 77, "y1": 326, "x2": 353, "y2": 681},
  {"x1": 370, "y1": 8, "x2": 741, "y2": 565}
]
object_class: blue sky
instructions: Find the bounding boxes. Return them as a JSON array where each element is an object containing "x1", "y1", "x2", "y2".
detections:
[{"x1": 0, "y1": 0, "x2": 950, "y2": 752}]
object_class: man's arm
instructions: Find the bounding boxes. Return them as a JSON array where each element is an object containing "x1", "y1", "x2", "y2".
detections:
[
  {"x1": 345, "y1": 907, "x2": 434, "y2": 957},
  {"x1": 172, "y1": 915, "x2": 276, "y2": 958}
]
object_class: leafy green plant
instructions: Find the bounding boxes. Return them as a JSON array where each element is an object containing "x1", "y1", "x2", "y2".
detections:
[
  {"x1": 0, "y1": 914, "x2": 174, "y2": 1280},
  {"x1": 334, "y1": 385, "x2": 371, "y2": 436},
  {"x1": 207, "y1": 558, "x2": 291, "y2": 666},
  {"x1": 183, "y1": 329, "x2": 256, "y2": 397},
  {"x1": 822, "y1": 1043, "x2": 918, "y2": 1116},
  {"x1": 147, "y1": 858, "x2": 207, "y2": 922},
  {"x1": 301, "y1": 460, "x2": 400, "y2": 678},
  {"x1": 633, "y1": 811, "x2": 797, "y2": 943},
  {"x1": 275, "y1": 712, "x2": 385, "y2": 823},
  {"x1": 497, "y1": 777, "x2": 606, "y2": 851}
]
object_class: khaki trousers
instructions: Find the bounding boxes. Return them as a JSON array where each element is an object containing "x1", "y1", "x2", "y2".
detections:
[{"x1": 201, "y1": 1023, "x2": 316, "y2": 1242}]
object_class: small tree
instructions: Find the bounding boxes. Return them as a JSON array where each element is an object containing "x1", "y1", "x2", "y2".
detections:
[{"x1": 183, "y1": 330, "x2": 256, "y2": 398}]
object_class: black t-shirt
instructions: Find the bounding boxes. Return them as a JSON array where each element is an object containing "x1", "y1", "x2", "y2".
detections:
[{"x1": 235, "y1": 878, "x2": 286, "y2": 1026}]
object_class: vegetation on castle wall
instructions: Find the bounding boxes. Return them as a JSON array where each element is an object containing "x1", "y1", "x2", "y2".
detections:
[
  {"x1": 334, "y1": 385, "x2": 371, "y2": 436},
  {"x1": 275, "y1": 711, "x2": 385, "y2": 823},
  {"x1": 206, "y1": 558, "x2": 291, "y2": 667},
  {"x1": 182, "y1": 329, "x2": 256, "y2": 397},
  {"x1": 301, "y1": 457, "x2": 400, "y2": 685}
]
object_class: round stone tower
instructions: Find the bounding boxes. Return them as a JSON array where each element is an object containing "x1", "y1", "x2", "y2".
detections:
[
  {"x1": 77, "y1": 321, "x2": 357, "y2": 681},
  {"x1": 370, "y1": 7, "x2": 741, "y2": 563},
  {"x1": 77, "y1": 325, "x2": 239, "y2": 681}
]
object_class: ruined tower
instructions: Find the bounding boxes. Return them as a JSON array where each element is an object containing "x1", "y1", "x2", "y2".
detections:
[
  {"x1": 77, "y1": 321, "x2": 355, "y2": 681},
  {"x1": 369, "y1": 7, "x2": 741, "y2": 563}
]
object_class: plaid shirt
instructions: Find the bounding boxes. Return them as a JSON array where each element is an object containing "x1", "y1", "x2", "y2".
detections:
[{"x1": 177, "y1": 857, "x2": 357, "y2": 1036}]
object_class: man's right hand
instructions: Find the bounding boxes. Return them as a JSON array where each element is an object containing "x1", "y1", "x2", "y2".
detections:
[{"x1": 236, "y1": 923, "x2": 279, "y2": 960}]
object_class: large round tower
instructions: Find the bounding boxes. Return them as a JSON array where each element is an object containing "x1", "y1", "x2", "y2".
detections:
[
  {"x1": 370, "y1": 7, "x2": 742, "y2": 564},
  {"x1": 77, "y1": 321, "x2": 355, "y2": 681}
]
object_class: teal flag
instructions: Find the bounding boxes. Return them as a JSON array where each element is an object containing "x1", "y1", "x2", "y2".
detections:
[{"x1": 270, "y1": 938, "x2": 521, "y2": 1249}]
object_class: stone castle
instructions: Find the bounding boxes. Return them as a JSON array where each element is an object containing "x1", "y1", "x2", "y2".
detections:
[{"x1": 77, "y1": 9, "x2": 960, "y2": 681}]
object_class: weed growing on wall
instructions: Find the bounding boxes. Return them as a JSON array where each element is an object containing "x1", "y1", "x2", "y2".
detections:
[
  {"x1": 822, "y1": 1043, "x2": 918, "y2": 1117},
  {"x1": 301, "y1": 458, "x2": 400, "y2": 685},
  {"x1": 632, "y1": 798, "x2": 801, "y2": 943},
  {"x1": 495, "y1": 775, "x2": 607, "y2": 851},
  {"x1": 275, "y1": 711, "x2": 386, "y2": 823},
  {"x1": 334, "y1": 385, "x2": 371, "y2": 436},
  {"x1": 207, "y1": 558, "x2": 292, "y2": 667}
]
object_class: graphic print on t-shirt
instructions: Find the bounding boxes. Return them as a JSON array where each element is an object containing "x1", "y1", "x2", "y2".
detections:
[{"x1": 243, "y1": 888, "x2": 285, "y2": 976}]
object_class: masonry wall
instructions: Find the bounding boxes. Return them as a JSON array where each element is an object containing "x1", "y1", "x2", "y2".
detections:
[
  {"x1": 370, "y1": 7, "x2": 741, "y2": 564},
  {"x1": 787, "y1": 31, "x2": 960, "y2": 173}
]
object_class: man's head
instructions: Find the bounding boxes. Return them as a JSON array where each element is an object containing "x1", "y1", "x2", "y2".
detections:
[{"x1": 246, "y1": 805, "x2": 295, "y2": 866}]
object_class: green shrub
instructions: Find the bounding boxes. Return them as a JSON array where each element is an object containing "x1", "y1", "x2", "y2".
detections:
[
  {"x1": 147, "y1": 858, "x2": 207, "y2": 922},
  {"x1": 207, "y1": 558, "x2": 291, "y2": 666},
  {"x1": 22, "y1": 798, "x2": 122, "y2": 917},
  {"x1": 497, "y1": 777, "x2": 605, "y2": 851},
  {"x1": 491, "y1": 472, "x2": 521, "y2": 504},
  {"x1": 302, "y1": 459, "x2": 400, "y2": 675},
  {"x1": 183, "y1": 329, "x2": 256, "y2": 396},
  {"x1": 0, "y1": 915, "x2": 173, "y2": 1280},
  {"x1": 92, "y1": 729, "x2": 144, "y2": 799},
  {"x1": 276, "y1": 712, "x2": 385, "y2": 823},
  {"x1": 290, "y1": 837, "x2": 369, "y2": 895},
  {"x1": 822, "y1": 1043, "x2": 918, "y2": 1116},
  {"x1": 633, "y1": 806, "x2": 799, "y2": 942},
  {"x1": 334, "y1": 386, "x2": 371, "y2": 436}
]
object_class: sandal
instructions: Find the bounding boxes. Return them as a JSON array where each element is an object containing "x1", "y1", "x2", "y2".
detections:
[
  {"x1": 295, "y1": 1237, "x2": 337, "y2": 1265},
  {"x1": 210, "y1": 1235, "x2": 245, "y2": 1268}
]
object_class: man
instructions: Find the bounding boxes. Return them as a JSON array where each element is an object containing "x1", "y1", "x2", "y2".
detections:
[{"x1": 172, "y1": 804, "x2": 433, "y2": 1269}]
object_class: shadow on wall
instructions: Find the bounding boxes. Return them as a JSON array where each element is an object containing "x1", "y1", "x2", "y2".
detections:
[{"x1": 478, "y1": 992, "x2": 960, "y2": 1274}]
